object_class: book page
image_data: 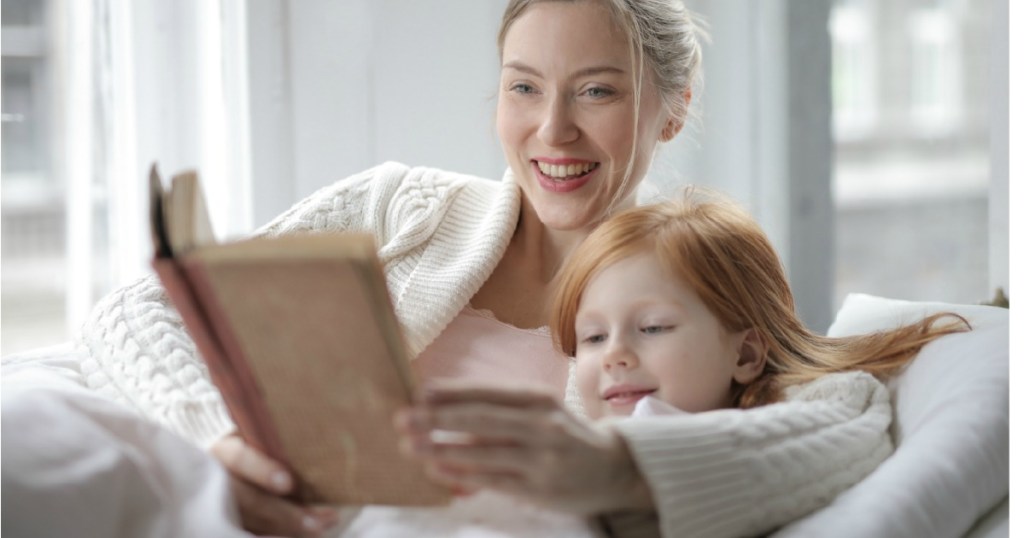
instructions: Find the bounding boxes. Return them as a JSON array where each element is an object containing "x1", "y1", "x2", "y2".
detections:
[{"x1": 164, "y1": 170, "x2": 216, "y2": 255}]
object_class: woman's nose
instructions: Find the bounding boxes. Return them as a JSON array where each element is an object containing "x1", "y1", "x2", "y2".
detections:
[{"x1": 538, "y1": 95, "x2": 579, "y2": 146}]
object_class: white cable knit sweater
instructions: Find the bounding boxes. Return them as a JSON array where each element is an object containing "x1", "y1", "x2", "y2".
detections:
[{"x1": 76, "y1": 162, "x2": 893, "y2": 538}]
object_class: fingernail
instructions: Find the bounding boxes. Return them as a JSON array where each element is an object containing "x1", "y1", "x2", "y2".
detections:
[
  {"x1": 393, "y1": 409, "x2": 412, "y2": 430},
  {"x1": 417, "y1": 385, "x2": 435, "y2": 402},
  {"x1": 320, "y1": 511, "x2": 340, "y2": 525},
  {"x1": 302, "y1": 515, "x2": 322, "y2": 532},
  {"x1": 411, "y1": 410, "x2": 431, "y2": 428},
  {"x1": 398, "y1": 410, "x2": 426, "y2": 431},
  {"x1": 270, "y1": 471, "x2": 291, "y2": 492},
  {"x1": 412, "y1": 437, "x2": 432, "y2": 455},
  {"x1": 397, "y1": 437, "x2": 415, "y2": 457}
]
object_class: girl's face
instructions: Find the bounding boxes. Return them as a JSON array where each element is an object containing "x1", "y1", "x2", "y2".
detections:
[
  {"x1": 574, "y1": 252, "x2": 749, "y2": 418},
  {"x1": 497, "y1": 1, "x2": 673, "y2": 232}
]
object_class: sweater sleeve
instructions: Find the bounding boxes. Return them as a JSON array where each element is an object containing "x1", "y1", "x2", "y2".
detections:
[
  {"x1": 75, "y1": 164, "x2": 396, "y2": 447},
  {"x1": 602, "y1": 372, "x2": 894, "y2": 538}
]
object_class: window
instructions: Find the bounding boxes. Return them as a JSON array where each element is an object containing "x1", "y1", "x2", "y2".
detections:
[
  {"x1": 831, "y1": 1, "x2": 879, "y2": 139},
  {"x1": 1, "y1": 0, "x2": 72, "y2": 355},
  {"x1": 830, "y1": 0, "x2": 992, "y2": 307},
  {"x1": 1, "y1": 0, "x2": 250, "y2": 356},
  {"x1": 909, "y1": 7, "x2": 962, "y2": 131}
]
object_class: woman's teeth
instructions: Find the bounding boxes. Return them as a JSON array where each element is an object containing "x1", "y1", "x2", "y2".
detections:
[{"x1": 537, "y1": 161, "x2": 598, "y2": 179}]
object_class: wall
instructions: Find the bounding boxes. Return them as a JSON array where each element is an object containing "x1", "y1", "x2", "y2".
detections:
[{"x1": 247, "y1": 0, "x2": 508, "y2": 226}]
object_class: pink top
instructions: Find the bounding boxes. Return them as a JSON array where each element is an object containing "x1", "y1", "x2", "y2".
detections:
[{"x1": 412, "y1": 306, "x2": 569, "y2": 398}]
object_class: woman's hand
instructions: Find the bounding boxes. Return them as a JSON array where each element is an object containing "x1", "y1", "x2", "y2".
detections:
[
  {"x1": 209, "y1": 435, "x2": 339, "y2": 537},
  {"x1": 393, "y1": 385, "x2": 654, "y2": 515}
]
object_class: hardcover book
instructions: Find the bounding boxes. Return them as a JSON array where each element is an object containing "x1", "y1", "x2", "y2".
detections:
[{"x1": 148, "y1": 164, "x2": 450, "y2": 506}]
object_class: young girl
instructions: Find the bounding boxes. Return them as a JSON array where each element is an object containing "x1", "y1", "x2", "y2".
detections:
[
  {"x1": 553, "y1": 186, "x2": 968, "y2": 417},
  {"x1": 544, "y1": 186, "x2": 970, "y2": 535}
]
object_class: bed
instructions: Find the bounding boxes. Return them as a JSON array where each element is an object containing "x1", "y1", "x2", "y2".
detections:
[{"x1": 0, "y1": 293, "x2": 1010, "y2": 537}]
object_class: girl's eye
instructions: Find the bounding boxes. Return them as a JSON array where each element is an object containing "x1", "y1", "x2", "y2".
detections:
[
  {"x1": 579, "y1": 333, "x2": 606, "y2": 345},
  {"x1": 641, "y1": 325, "x2": 673, "y2": 334}
]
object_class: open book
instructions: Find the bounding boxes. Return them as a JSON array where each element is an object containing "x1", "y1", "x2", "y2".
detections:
[{"x1": 148, "y1": 164, "x2": 450, "y2": 506}]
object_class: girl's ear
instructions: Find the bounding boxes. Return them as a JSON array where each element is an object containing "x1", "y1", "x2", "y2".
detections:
[{"x1": 732, "y1": 328, "x2": 768, "y2": 385}]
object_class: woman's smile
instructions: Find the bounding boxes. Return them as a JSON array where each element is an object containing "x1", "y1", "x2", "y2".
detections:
[{"x1": 532, "y1": 159, "x2": 601, "y2": 193}]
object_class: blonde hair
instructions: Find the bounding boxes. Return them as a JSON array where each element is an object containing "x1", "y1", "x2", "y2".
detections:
[
  {"x1": 497, "y1": 0, "x2": 707, "y2": 212},
  {"x1": 550, "y1": 187, "x2": 971, "y2": 408}
]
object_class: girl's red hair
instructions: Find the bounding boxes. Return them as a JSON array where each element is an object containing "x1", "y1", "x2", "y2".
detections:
[{"x1": 550, "y1": 186, "x2": 969, "y2": 407}]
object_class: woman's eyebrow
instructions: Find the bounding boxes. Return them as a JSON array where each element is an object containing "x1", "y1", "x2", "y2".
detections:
[{"x1": 502, "y1": 61, "x2": 626, "y2": 79}]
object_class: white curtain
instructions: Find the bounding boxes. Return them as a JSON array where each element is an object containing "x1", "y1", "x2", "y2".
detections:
[{"x1": 63, "y1": 0, "x2": 253, "y2": 332}]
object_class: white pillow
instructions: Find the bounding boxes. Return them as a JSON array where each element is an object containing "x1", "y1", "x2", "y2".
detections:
[{"x1": 774, "y1": 293, "x2": 1009, "y2": 538}]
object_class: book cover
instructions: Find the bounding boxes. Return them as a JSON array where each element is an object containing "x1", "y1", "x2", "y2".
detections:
[{"x1": 149, "y1": 164, "x2": 450, "y2": 506}]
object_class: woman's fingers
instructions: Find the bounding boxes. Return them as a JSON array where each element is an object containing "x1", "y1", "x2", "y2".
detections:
[
  {"x1": 416, "y1": 438, "x2": 587, "y2": 495},
  {"x1": 421, "y1": 383, "x2": 560, "y2": 409},
  {"x1": 421, "y1": 460, "x2": 574, "y2": 504},
  {"x1": 398, "y1": 407, "x2": 590, "y2": 493},
  {"x1": 409, "y1": 437, "x2": 528, "y2": 472},
  {"x1": 397, "y1": 402, "x2": 566, "y2": 446},
  {"x1": 394, "y1": 395, "x2": 654, "y2": 514},
  {"x1": 423, "y1": 461, "x2": 523, "y2": 493},
  {"x1": 210, "y1": 435, "x2": 293, "y2": 494},
  {"x1": 229, "y1": 477, "x2": 338, "y2": 537},
  {"x1": 209, "y1": 435, "x2": 341, "y2": 536}
]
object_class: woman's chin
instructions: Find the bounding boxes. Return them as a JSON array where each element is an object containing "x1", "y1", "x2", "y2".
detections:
[{"x1": 531, "y1": 204, "x2": 603, "y2": 233}]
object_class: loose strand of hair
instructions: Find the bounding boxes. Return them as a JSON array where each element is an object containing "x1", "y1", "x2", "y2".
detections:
[{"x1": 738, "y1": 312, "x2": 972, "y2": 408}]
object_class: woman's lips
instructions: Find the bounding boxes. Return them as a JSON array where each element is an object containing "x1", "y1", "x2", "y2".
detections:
[{"x1": 532, "y1": 160, "x2": 599, "y2": 194}]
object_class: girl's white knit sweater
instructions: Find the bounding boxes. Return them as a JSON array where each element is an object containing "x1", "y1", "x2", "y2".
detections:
[{"x1": 76, "y1": 162, "x2": 893, "y2": 538}]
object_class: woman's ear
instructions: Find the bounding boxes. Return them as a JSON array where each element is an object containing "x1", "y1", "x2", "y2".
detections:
[
  {"x1": 658, "y1": 89, "x2": 692, "y2": 142},
  {"x1": 732, "y1": 328, "x2": 768, "y2": 385},
  {"x1": 659, "y1": 117, "x2": 684, "y2": 142}
]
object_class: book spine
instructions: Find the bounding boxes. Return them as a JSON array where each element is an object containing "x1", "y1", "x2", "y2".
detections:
[{"x1": 152, "y1": 257, "x2": 286, "y2": 464}]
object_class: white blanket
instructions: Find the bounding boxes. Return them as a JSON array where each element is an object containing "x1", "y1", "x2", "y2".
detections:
[
  {"x1": 1, "y1": 293, "x2": 1010, "y2": 537},
  {"x1": 1, "y1": 344, "x2": 245, "y2": 537}
]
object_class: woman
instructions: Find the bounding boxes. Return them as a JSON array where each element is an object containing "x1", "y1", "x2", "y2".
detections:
[{"x1": 72, "y1": 1, "x2": 877, "y2": 536}]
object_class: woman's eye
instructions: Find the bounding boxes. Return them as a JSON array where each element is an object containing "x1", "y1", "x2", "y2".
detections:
[
  {"x1": 581, "y1": 86, "x2": 615, "y2": 99},
  {"x1": 510, "y1": 83, "x2": 538, "y2": 94}
]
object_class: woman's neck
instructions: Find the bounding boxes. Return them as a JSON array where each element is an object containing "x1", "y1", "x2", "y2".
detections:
[
  {"x1": 469, "y1": 195, "x2": 637, "y2": 329},
  {"x1": 469, "y1": 201, "x2": 590, "y2": 329},
  {"x1": 511, "y1": 202, "x2": 593, "y2": 285}
]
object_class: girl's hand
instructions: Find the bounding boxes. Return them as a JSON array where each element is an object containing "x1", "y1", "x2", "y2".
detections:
[
  {"x1": 393, "y1": 385, "x2": 654, "y2": 515},
  {"x1": 209, "y1": 435, "x2": 339, "y2": 537}
]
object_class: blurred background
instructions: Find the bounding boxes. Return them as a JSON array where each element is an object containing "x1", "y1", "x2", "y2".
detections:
[{"x1": 1, "y1": 0, "x2": 1009, "y2": 354}]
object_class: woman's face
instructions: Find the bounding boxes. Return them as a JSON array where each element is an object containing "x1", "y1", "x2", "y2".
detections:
[{"x1": 497, "y1": 1, "x2": 672, "y2": 232}]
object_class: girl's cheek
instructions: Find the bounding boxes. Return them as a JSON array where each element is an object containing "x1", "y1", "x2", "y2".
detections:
[{"x1": 575, "y1": 357, "x2": 604, "y2": 419}]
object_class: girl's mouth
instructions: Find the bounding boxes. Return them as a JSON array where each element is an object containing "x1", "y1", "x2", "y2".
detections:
[{"x1": 602, "y1": 385, "x2": 657, "y2": 407}]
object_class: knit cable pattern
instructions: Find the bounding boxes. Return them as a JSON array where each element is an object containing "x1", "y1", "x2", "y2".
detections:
[
  {"x1": 75, "y1": 163, "x2": 518, "y2": 446},
  {"x1": 609, "y1": 371, "x2": 892, "y2": 538}
]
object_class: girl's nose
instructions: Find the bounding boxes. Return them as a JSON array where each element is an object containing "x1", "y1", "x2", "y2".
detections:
[
  {"x1": 602, "y1": 338, "x2": 639, "y2": 371},
  {"x1": 538, "y1": 95, "x2": 580, "y2": 146}
]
